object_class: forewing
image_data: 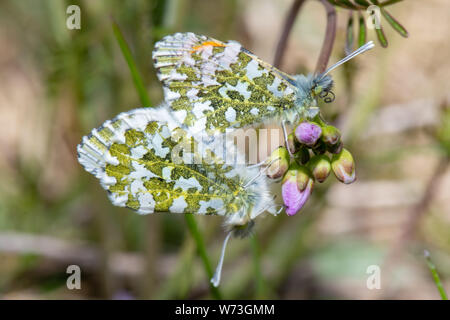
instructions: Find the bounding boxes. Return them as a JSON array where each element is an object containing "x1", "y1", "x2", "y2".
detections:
[
  {"x1": 152, "y1": 33, "x2": 297, "y2": 134},
  {"x1": 77, "y1": 106, "x2": 244, "y2": 215}
]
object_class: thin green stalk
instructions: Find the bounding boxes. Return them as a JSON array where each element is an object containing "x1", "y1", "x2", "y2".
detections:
[
  {"x1": 112, "y1": 20, "x2": 152, "y2": 107},
  {"x1": 424, "y1": 250, "x2": 448, "y2": 300},
  {"x1": 112, "y1": 19, "x2": 159, "y2": 298},
  {"x1": 250, "y1": 235, "x2": 267, "y2": 298},
  {"x1": 185, "y1": 215, "x2": 222, "y2": 299}
]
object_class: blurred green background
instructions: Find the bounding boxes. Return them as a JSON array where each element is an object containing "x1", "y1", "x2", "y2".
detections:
[{"x1": 0, "y1": 0, "x2": 449, "y2": 299}]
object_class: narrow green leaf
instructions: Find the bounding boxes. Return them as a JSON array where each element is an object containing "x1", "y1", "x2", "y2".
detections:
[
  {"x1": 346, "y1": 12, "x2": 355, "y2": 55},
  {"x1": 338, "y1": 0, "x2": 359, "y2": 9},
  {"x1": 327, "y1": 0, "x2": 345, "y2": 9},
  {"x1": 185, "y1": 215, "x2": 223, "y2": 299},
  {"x1": 354, "y1": 0, "x2": 371, "y2": 7},
  {"x1": 424, "y1": 250, "x2": 448, "y2": 300},
  {"x1": 327, "y1": 0, "x2": 354, "y2": 10},
  {"x1": 358, "y1": 11, "x2": 367, "y2": 47},
  {"x1": 112, "y1": 21, "x2": 152, "y2": 107},
  {"x1": 375, "y1": 24, "x2": 388, "y2": 47},
  {"x1": 379, "y1": 0, "x2": 404, "y2": 7},
  {"x1": 381, "y1": 7, "x2": 409, "y2": 38},
  {"x1": 250, "y1": 235, "x2": 267, "y2": 298}
]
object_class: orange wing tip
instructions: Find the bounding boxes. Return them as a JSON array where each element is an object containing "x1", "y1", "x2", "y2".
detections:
[{"x1": 191, "y1": 41, "x2": 226, "y2": 52}]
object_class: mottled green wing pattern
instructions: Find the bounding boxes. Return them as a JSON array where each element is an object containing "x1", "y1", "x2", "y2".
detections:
[
  {"x1": 77, "y1": 106, "x2": 275, "y2": 223},
  {"x1": 152, "y1": 33, "x2": 297, "y2": 135}
]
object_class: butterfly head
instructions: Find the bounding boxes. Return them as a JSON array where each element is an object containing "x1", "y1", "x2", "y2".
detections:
[
  {"x1": 292, "y1": 73, "x2": 333, "y2": 120},
  {"x1": 311, "y1": 74, "x2": 334, "y2": 100},
  {"x1": 290, "y1": 41, "x2": 375, "y2": 121}
]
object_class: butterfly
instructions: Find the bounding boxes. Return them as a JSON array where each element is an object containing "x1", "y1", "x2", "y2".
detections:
[
  {"x1": 77, "y1": 106, "x2": 279, "y2": 286},
  {"x1": 152, "y1": 32, "x2": 374, "y2": 141},
  {"x1": 78, "y1": 33, "x2": 373, "y2": 287}
]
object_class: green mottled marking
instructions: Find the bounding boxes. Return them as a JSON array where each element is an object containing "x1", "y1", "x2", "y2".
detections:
[
  {"x1": 98, "y1": 127, "x2": 114, "y2": 141},
  {"x1": 111, "y1": 119, "x2": 123, "y2": 130},
  {"x1": 278, "y1": 81, "x2": 288, "y2": 92},
  {"x1": 212, "y1": 46, "x2": 225, "y2": 55},
  {"x1": 98, "y1": 119, "x2": 255, "y2": 215},
  {"x1": 126, "y1": 195, "x2": 140, "y2": 210},
  {"x1": 88, "y1": 136, "x2": 107, "y2": 152},
  {"x1": 125, "y1": 129, "x2": 145, "y2": 148},
  {"x1": 145, "y1": 122, "x2": 159, "y2": 134},
  {"x1": 226, "y1": 90, "x2": 245, "y2": 102},
  {"x1": 109, "y1": 143, "x2": 131, "y2": 165}
]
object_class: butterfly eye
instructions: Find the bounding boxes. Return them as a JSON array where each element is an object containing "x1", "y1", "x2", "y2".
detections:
[{"x1": 313, "y1": 85, "x2": 323, "y2": 96}]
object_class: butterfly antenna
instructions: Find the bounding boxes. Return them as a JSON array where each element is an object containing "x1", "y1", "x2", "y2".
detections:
[
  {"x1": 211, "y1": 231, "x2": 232, "y2": 287},
  {"x1": 320, "y1": 41, "x2": 375, "y2": 78}
]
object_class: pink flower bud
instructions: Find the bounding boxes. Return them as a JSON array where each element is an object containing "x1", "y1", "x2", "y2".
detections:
[
  {"x1": 282, "y1": 165, "x2": 314, "y2": 216},
  {"x1": 295, "y1": 122, "x2": 322, "y2": 146}
]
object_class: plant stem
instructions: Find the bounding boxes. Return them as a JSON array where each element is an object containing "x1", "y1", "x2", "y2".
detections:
[
  {"x1": 424, "y1": 250, "x2": 448, "y2": 300},
  {"x1": 185, "y1": 214, "x2": 222, "y2": 299},
  {"x1": 273, "y1": 0, "x2": 306, "y2": 68},
  {"x1": 316, "y1": 0, "x2": 337, "y2": 73},
  {"x1": 112, "y1": 20, "x2": 152, "y2": 107},
  {"x1": 112, "y1": 19, "x2": 160, "y2": 298},
  {"x1": 250, "y1": 234, "x2": 267, "y2": 298}
]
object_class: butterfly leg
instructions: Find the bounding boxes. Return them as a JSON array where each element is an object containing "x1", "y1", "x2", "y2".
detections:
[
  {"x1": 211, "y1": 231, "x2": 232, "y2": 287},
  {"x1": 246, "y1": 160, "x2": 267, "y2": 169},
  {"x1": 273, "y1": 205, "x2": 285, "y2": 215},
  {"x1": 243, "y1": 157, "x2": 279, "y2": 189}
]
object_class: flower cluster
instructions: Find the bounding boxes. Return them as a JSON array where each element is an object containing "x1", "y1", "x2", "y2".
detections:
[{"x1": 266, "y1": 120, "x2": 356, "y2": 216}]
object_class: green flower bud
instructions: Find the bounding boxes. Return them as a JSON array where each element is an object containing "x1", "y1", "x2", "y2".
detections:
[
  {"x1": 321, "y1": 125, "x2": 341, "y2": 145},
  {"x1": 287, "y1": 132, "x2": 300, "y2": 154},
  {"x1": 296, "y1": 165, "x2": 314, "y2": 191},
  {"x1": 294, "y1": 146, "x2": 310, "y2": 165},
  {"x1": 312, "y1": 140, "x2": 327, "y2": 155},
  {"x1": 266, "y1": 147, "x2": 290, "y2": 179},
  {"x1": 331, "y1": 148, "x2": 356, "y2": 184},
  {"x1": 308, "y1": 154, "x2": 331, "y2": 183},
  {"x1": 282, "y1": 163, "x2": 313, "y2": 191},
  {"x1": 328, "y1": 141, "x2": 343, "y2": 154}
]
